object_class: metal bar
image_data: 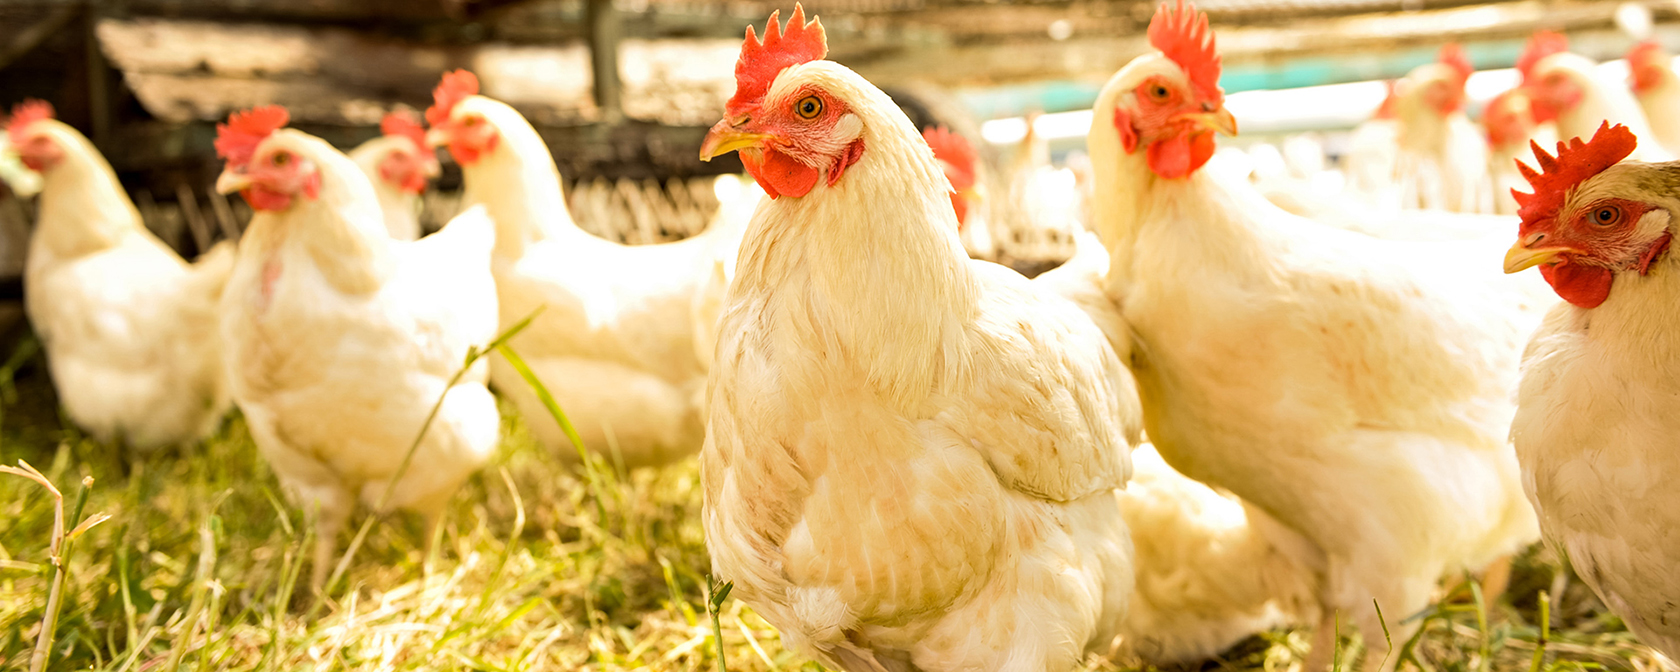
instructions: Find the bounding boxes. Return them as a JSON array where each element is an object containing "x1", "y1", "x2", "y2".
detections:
[{"x1": 586, "y1": 0, "x2": 623, "y2": 125}]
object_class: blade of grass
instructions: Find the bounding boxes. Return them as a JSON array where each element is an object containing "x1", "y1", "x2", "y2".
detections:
[
  {"x1": 493, "y1": 343, "x2": 609, "y2": 526},
  {"x1": 1471, "y1": 580, "x2": 1491, "y2": 672},
  {"x1": 0, "y1": 462, "x2": 104, "y2": 672},
  {"x1": 1530, "y1": 591, "x2": 1551, "y2": 672},
  {"x1": 706, "y1": 576, "x2": 733, "y2": 672}
]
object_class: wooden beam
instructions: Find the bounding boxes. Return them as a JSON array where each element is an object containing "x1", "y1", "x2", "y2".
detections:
[
  {"x1": 84, "y1": 5, "x2": 111, "y2": 147},
  {"x1": 587, "y1": 0, "x2": 624, "y2": 124},
  {"x1": 101, "y1": 119, "x2": 741, "y2": 184},
  {"x1": 0, "y1": 5, "x2": 80, "y2": 72}
]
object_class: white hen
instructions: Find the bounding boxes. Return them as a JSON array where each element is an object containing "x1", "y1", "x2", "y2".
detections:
[
  {"x1": 213, "y1": 106, "x2": 501, "y2": 591},
  {"x1": 9, "y1": 100, "x2": 233, "y2": 451},
  {"x1": 347, "y1": 110, "x2": 438, "y2": 241},
  {"x1": 426, "y1": 70, "x2": 749, "y2": 468},
  {"x1": 699, "y1": 8, "x2": 1139, "y2": 670}
]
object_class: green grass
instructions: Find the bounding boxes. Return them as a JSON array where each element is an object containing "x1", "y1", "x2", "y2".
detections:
[{"x1": 0, "y1": 323, "x2": 1672, "y2": 672}]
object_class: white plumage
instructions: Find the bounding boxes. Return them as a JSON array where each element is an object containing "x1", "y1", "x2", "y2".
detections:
[
  {"x1": 217, "y1": 123, "x2": 500, "y2": 591},
  {"x1": 701, "y1": 25, "x2": 1139, "y2": 669},
  {"x1": 1087, "y1": 12, "x2": 1544, "y2": 668},
  {"x1": 15, "y1": 112, "x2": 233, "y2": 451},
  {"x1": 431, "y1": 81, "x2": 748, "y2": 468}
]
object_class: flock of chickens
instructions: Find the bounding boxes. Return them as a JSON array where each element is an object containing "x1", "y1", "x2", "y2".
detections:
[{"x1": 5, "y1": 1, "x2": 1680, "y2": 669}]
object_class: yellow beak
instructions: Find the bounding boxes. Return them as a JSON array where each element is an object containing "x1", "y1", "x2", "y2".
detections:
[
  {"x1": 700, "y1": 119, "x2": 773, "y2": 162},
  {"x1": 1176, "y1": 108, "x2": 1239, "y2": 136},
  {"x1": 1503, "y1": 242, "x2": 1571, "y2": 274},
  {"x1": 424, "y1": 127, "x2": 450, "y2": 148},
  {"x1": 215, "y1": 170, "x2": 253, "y2": 195}
]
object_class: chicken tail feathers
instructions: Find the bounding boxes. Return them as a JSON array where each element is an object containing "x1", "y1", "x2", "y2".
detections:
[
  {"x1": 1116, "y1": 446, "x2": 1321, "y2": 665},
  {"x1": 184, "y1": 240, "x2": 238, "y2": 301},
  {"x1": 420, "y1": 204, "x2": 497, "y2": 263}
]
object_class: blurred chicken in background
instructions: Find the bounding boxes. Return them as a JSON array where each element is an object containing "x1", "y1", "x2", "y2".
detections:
[
  {"x1": 8, "y1": 100, "x2": 234, "y2": 452},
  {"x1": 1484, "y1": 89, "x2": 1557, "y2": 216},
  {"x1": 214, "y1": 106, "x2": 501, "y2": 592},
  {"x1": 1626, "y1": 40, "x2": 1680, "y2": 157},
  {"x1": 1391, "y1": 44, "x2": 1493, "y2": 213},
  {"x1": 427, "y1": 70, "x2": 744, "y2": 468},
  {"x1": 1520, "y1": 30, "x2": 1673, "y2": 162},
  {"x1": 1343, "y1": 80, "x2": 1404, "y2": 209},
  {"x1": 348, "y1": 109, "x2": 438, "y2": 241}
]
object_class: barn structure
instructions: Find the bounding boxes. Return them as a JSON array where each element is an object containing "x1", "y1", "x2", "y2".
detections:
[{"x1": 1, "y1": 0, "x2": 1676, "y2": 282}]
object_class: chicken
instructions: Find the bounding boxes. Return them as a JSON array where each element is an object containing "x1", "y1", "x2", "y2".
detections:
[
  {"x1": 1116, "y1": 446, "x2": 1321, "y2": 664},
  {"x1": 1484, "y1": 89, "x2": 1558, "y2": 216},
  {"x1": 697, "y1": 8, "x2": 1140, "y2": 670},
  {"x1": 922, "y1": 126, "x2": 981, "y2": 237},
  {"x1": 347, "y1": 110, "x2": 438, "y2": 241},
  {"x1": 8, "y1": 100, "x2": 234, "y2": 451},
  {"x1": 426, "y1": 70, "x2": 746, "y2": 468},
  {"x1": 212, "y1": 106, "x2": 501, "y2": 591},
  {"x1": 1503, "y1": 122, "x2": 1680, "y2": 659},
  {"x1": 1391, "y1": 44, "x2": 1493, "y2": 213},
  {"x1": 689, "y1": 174, "x2": 764, "y2": 371},
  {"x1": 1626, "y1": 40, "x2": 1680, "y2": 158},
  {"x1": 1086, "y1": 3, "x2": 1544, "y2": 669},
  {"x1": 1519, "y1": 31, "x2": 1674, "y2": 162},
  {"x1": 1034, "y1": 227, "x2": 1322, "y2": 667},
  {"x1": 1342, "y1": 80, "x2": 1403, "y2": 210}
]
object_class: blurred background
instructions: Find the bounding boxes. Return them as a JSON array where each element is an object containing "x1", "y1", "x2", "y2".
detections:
[{"x1": 0, "y1": 0, "x2": 1675, "y2": 287}]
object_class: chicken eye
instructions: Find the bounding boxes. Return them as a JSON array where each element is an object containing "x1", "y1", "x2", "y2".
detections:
[
  {"x1": 272, "y1": 152, "x2": 290, "y2": 166},
  {"x1": 1150, "y1": 84, "x2": 1171, "y2": 101},
  {"x1": 1593, "y1": 206, "x2": 1621, "y2": 226},
  {"x1": 795, "y1": 96, "x2": 823, "y2": 119}
]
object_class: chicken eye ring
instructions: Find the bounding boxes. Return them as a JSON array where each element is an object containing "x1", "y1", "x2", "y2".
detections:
[
  {"x1": 795, "y1": 96, "x2": 823, "y2": 119},
  {"x1": 1594, "y1": 206, "x2": 1620, "y2": 226}
]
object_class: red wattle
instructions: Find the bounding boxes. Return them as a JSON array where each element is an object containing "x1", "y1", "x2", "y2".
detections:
[
  {"x1": 1113, "y1": 107, "x2": 1139, "y2": 153},
  {"x1": 1146, "y1": 132, "x2": 1215, "y2": 180},
  {"x1": 244, "y1": 186, "x2": 293, "y2": 212},
  {"x1": 1540, "y1": 261, "x2": 1613, "y2": 309},
  {"x1": 747, "y1": 148, "x2": 819, "y2": 199}
]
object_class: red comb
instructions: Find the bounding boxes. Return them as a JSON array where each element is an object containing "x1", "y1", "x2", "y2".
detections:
[
  {"x1": 1517, "y1": 31, "x2": 1569, "y2": 82},
  {"x1": 381, "y1": 109, "x2": 427, "y2": 149},
  {"x1": 6, "y1": 99, "x2": 54, "y2": 147},
  {"x1": 923, "y1": 126, "x2": 977, "y2": 190},
  {"x1": 215, "y1": 105, "x2": 290, "y2": 167},
  {"x1": 1629, "y1": 40, "x2": 1666, "y2": 67},
  {"x1": 1512, "y1": 122, "x2": 1638, "y2": 225},
  {"x1": 1438, "y1": 43, "x2": 1474, "y2": 84},
  {"x1": 1628, "y1": 41, "x2": 1669, "y2": 92},
  {"x1": 727, "y1": 5, "x2": 827, "y2": 117},
  {"x1": 1374, "y1": 80, "x2": 1399, "y2": 119},
  {"x1": 426, "y1": 70, "x2": 480, "y2": 127},
  {"x1": 1148, "y1": 0, "x2": 1223, "y2": 103},
  {"x1": 1482, "y1": 89, "x2": 1531, "y2": 147}
]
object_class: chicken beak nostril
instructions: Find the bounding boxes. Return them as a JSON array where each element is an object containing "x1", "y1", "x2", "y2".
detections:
[
  {"x1": 1523, "y1": 232, "x2": 1547, "y2": 247},
  {"x1": 1201, "y1": 102, "x2": 1214, "y2": 112}
]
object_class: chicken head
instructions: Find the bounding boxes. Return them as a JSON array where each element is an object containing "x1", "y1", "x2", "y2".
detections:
[
  {"x1": 374, "y1": 110, "x2": 439, "y2": 194},
  {"x1": 425, "y1": 70, "x2": 502, "y2": 165},
  {"x1": 1517, "y1": 31, "x2": 1581, "y2": 124},
  {"x1": 696, "y1": 6, "x2": 868, "y2": 199},
  {"x1": 1504, "y1": 122, "x2": 1670, "y2": 308},
  {"x1": 6, "y1": 100, "x2": 67, "y2": 172},
  {"x1": 214, "y1": 106, "x2": 321, "y2": 212},
  {"x1": 923, "y1": 125, "x2": 980, "y2": 228},
  {"x1": 1099, "y1": 0, "x2": 1237, "y2": 180}
]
